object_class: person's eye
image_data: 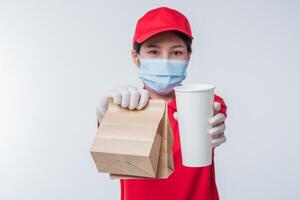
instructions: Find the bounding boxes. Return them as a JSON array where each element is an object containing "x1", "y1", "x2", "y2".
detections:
[
  {"x1": 148, "y1": 50, "x2": 159, "y2": 55},
  {"x1": 172, "y1": 51, "x2": 183, "y2": 56}
]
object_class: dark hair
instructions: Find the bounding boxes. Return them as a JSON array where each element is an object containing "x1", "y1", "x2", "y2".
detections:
[{"x1": 134, "y1": 30, "x2": 192, "y2": 54}]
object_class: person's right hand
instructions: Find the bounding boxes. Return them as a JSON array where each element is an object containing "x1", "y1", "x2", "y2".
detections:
[{"x1": 96, "y1": 85, "x2": 149, "y2": 125}]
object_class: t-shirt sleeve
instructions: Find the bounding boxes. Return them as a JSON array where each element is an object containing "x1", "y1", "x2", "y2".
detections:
[{"x1": 214, "y1": 94, "x2": 228, "y2": 118}]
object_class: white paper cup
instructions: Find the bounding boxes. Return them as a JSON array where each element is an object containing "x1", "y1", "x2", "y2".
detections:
[{"x1": 174, "y1": 84, "x2": 216, "y2": 167}]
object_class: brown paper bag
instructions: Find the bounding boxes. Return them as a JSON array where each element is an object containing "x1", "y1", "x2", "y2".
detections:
[
  {"x1": 109, "y1": 99, "x2": 174, "y2": 180},
  {"x1": 90, "y1": 99, "x2": 173, "y2": 178}
]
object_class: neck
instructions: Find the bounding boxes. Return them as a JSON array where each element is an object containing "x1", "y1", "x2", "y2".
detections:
[{"x1": 144, "y1": 84, "x2": 175, "y2": 102}]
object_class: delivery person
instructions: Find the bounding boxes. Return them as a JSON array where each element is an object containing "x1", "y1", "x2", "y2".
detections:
[{"x1": 96, "y1": 6, "x2": 228, "y2": 200}]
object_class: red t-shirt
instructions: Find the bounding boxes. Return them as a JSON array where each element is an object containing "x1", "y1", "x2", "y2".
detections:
[{"x1": 120, "y1": 94, "x2": 227, "y2": 200}]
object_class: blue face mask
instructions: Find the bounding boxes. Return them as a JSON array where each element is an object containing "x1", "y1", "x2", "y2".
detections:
[{"x1": 137, "y1": 54, "x2": 189, "y2": 95}]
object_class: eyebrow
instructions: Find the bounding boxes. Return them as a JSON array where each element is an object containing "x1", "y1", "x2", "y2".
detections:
[
  {"x1": 144, "y1": 44, "x2": 161, "y2": 48},
  {"x1": 170, "y1": 44, "x2": 185, "y2": 49}
]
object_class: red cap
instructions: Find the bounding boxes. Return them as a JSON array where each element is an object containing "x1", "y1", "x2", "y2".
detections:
[{"x1": 132, "y1": 7, "x2": 193, "y2": 47}]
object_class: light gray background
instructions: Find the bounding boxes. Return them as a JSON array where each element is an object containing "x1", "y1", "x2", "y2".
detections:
[{"x1": 1, "y1": 0, "x2": 300, "y2": 200}]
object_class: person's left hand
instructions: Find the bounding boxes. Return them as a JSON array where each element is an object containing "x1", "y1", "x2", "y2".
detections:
[{"x1": 173, "y1": 102, "x2": 227, "y2": 148}]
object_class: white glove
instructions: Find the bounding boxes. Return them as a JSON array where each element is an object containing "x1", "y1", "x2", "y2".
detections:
[
  {"x1": 173, "y1": 102, "x2": 226, "y2": 148},
  {"x1": 96, "y1": 85, "x2": 149, "y2": 124}
]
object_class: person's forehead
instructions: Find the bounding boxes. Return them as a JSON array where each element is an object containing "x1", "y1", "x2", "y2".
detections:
[{"x1": 142, "y1": 31, "x2": 185, "y2": 48}]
